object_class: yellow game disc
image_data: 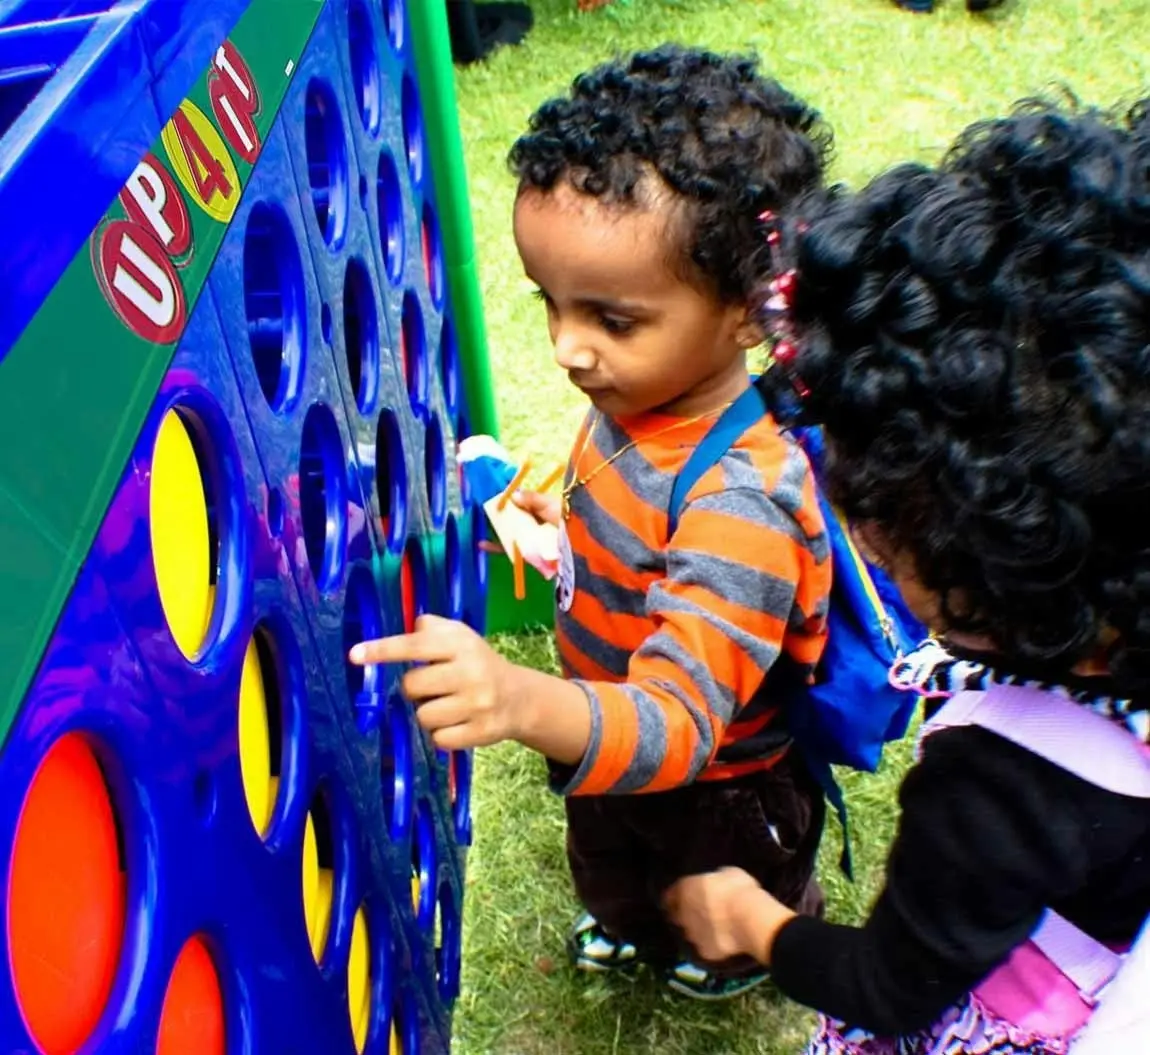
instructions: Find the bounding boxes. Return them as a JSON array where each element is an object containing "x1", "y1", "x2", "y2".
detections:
[
  {"x1": 301, "y1": 811, "x2": 333, "y2": 962},
  {"x1": 238, "y1": 635, "x2": 274, "y2": 837},
  {"x1": 151, "y1": 410, "x2": 212, "y2": 658},
  {"x1": 348, "y1": 906, "x2": 371, "y2": 1053}
]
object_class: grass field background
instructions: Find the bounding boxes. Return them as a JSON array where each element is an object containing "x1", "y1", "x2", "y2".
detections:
[{"x1": 449, "y1": 2, "x2": 1150, "y2": 1052}]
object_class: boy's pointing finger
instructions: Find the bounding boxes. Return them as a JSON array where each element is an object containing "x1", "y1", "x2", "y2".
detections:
[{"x1": 348, "y1": 632, "x2": 455, "y2": 666}]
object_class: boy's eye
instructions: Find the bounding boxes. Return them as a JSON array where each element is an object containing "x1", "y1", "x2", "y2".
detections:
[
  {"x1": 599, "y1": 314, "x2": 635, "y2": 336},
  {"x1": 531, "y1": 287, "x2": 551, "y2": 305}
]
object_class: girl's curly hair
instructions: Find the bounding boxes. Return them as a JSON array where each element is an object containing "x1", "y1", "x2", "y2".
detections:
[
  {"x1": 767, "y1": 95, "x2": 1150, "y2": 698},
  {"x1": 507, "y1": 44, "x2": 832, "y2": 302}
]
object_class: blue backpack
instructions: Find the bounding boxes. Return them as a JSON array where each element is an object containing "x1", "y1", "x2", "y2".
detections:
[{"x1": 668, "y1": 384, "x2": 926, "y2": 878}]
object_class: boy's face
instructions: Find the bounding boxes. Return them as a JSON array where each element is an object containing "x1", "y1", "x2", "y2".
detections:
[{"x1": 513, "y1": 180, "x2": 758, "y2": 418}]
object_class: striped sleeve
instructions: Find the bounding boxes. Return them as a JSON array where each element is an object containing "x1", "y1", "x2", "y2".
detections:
[{"x1": 561, "y1": 482, "x2": 829, "y2": 796}]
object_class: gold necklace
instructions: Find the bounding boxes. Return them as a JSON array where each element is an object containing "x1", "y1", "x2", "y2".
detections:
[{"x1": 560, "y1": 404, "x2": 731, "y2": 520}]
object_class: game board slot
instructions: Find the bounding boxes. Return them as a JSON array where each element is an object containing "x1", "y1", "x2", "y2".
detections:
[
  {"x1": 344, "y1": 562, "x2": 384, "y2": 710},
  {"x1": 304, "y1": 78, "x2": 350, "y2": 248},
  {"x1": 374, "y1": 408, "x2": 409, "y2": 552},
  {"x1": 8, "y1": 732, "x2": 126, "y2": 1055},
  {"x1": 348, "y1": 0, "x2": 381, "y2": 137},
  {"x1": 410, "y1": 799, "x2": 436, "y2": 929},
  {"x1": 451, "y1": 749, "x2": 472, "y2": 844},
  {"x1": 150, "y1": 406, "x2": 219, "y2": 661},
  {"x1": 400, "y1": 537, "x2": 428, "y2": 634},
  {"x1": 438, "y1": 316, "x2": 460, "y2": 423},
  {"x1": 401, "y1": 290, "x2": 427, "y2": 410},
  {"x1": 155, "y1": 935, "x2": 225, "y2": 1055},
  {"x1": 470, "y1": 498, "x2": 488, "y2": 596},
  {"x1": 423, "y1": 414, "x2": 447, "y2": 530},
  {"x1": 381, "y1": 0, "x2": 405, "y2": 53},
  {"x1": 381, "y1": 691, "x2": 414, "y2": 843},
  {"x1": 299, "y1": 402, "x2": 349, "y2": 591},
  {"x1": 400, "y1": 74, "x2": 423, "y2": 188},
  {"x1": 444, "y1": 514, "x2": 464, "y2": 620},
  {"x1": 347, "y1": 904, "x2": 372, "y2": 1053},
  {"x1": 302, "y1": 788, "x2": 339, "y2": 963},
  {"x1": 420, "y1": 204, "x2": 444, "y2": 309},
  {"x1": 344, "y1": 257, "x2": 381, "y2": 413},
  {"x1": 238, "y1": 624, "x2": 288, "y2": 839},
  {"x1": 243, "y1": 202, "x2": 305, "y2": 413},
  {"x1": 376, "y1": 151, "x2": 405, "y2": 285},
  {"x1": 434, "y1": 879, "x2": 461, "y2": 1003}
]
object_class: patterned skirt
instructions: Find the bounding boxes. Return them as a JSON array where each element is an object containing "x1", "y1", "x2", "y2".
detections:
[{"x1": 805, "y1": 993, "x2": 1072, "y2": 1055}]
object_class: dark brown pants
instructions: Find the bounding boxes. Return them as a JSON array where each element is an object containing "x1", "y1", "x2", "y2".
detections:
[{"x1": 565, "y1": 750, "x2": 826, "y2": 976}]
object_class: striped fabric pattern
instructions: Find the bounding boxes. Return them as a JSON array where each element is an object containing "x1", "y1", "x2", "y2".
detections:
[{"x1": 556, "y1": 403, "x2": 832, "y2": 796}]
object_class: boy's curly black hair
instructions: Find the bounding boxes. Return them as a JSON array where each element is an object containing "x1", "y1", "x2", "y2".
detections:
[
  {"x1": 769, "y1": 95, "x2": 1150, "y2": 699},
  {"x1": 507, "y1": 44, "x2": 832, "y2": 302}
]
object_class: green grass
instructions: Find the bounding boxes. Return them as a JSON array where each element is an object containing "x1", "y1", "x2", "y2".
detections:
[{"x1": 450, "y1": 2, "x2": 1150, "y2": 1052}]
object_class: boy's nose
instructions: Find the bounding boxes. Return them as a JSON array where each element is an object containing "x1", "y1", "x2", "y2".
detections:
[{"x1": 552, "y1": 329, "x2": 597, "y2": 372}]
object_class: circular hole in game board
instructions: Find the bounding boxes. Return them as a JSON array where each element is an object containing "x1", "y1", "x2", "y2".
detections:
[
  {"x1": 243, "y1": 201, "x2": 305, "y2": 413},
  {"x1": 411, "y1": 799, "x2": 436, "y2": 929},
  {"x1": 151, "y1": 406, "x2": 221, "y2": 661},
  {"x1": 380, "y1": 692, "x2": 414, "y2": 844},
  {"x1": 302, "y1": 788, "x2": 340, "y2": 964},
  {"x1": 238, "y1": 624, "x2": 288, "y2": 840},
  {"x1": 343, "y1": 563, "x2": 384, "y2": 710},
  {"x1": 424, "y1": 415, "x2": 447, "y2": 531},
  {"x1": 9, "y1": 733, "x2": 126, "y2": 1055},
  {"x1": 376, "y1": 152, "x2": 405, "y2": 286},
  {"x1": 374, "y1": 409, "x2": 408, "y2": 553},
  {"x1": 304, "y1": 78, "x2": 350, "y2": 248},
  {"x1": 401, "y1": 75, "x2": 424, "y2": 188},
  {"x1": 444, "y1": 514, "x2": 464, "y2": 620},
  {"x1": 401, "y1": 291, "x2": 428, "y2": 410},
  {"x1": 299, "y1": 403, "x2": 348, "y2": 591},
  {"x1": 347, "y1": 904, "x2": 373, "y2": 1054},
  {"x1": 400, "y1": 537, "x2": 428, "y2": 634},
  {"x1": 435, "y1": 880, "x2": 461, "y2": 1003},
  {"x1": 470, "y1": 499, "x2": 488, "y2": 595},
  {"x1": 155, "y1": 935, "x2": 225, "y2": 1055},
  {"x1": 421, "y1": 205, "x2": 444, "y2": 309},
  {"x1": 439, "y1": 316, "x2": 460, "y2": 424},
  {"x1": 343, "y1": 257, "x2": 380, "y2": 414},
  {"x1": 347, "y1": 0, "x2": 381, "y2": 136},
  {"x1": 451, "y1": 749, "x2": 472, "y2": 845},
  {"x1": 382, "y1": 0, "x2": 404, "y2": 52}
]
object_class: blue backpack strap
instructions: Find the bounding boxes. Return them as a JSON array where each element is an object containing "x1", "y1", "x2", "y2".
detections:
[{"x1": 667, "y1": 385, "x2": 766, "y2": 535}]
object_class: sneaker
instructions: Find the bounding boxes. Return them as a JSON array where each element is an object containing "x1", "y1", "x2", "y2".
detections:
[
  {"x1": 666, "y1": 960, "x2": 770, "y2": 1001},
  {"x1": 566, "y1": 912, "x2": 639, "y2": 973}
]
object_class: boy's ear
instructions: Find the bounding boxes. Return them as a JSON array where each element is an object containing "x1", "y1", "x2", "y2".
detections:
[{"x1": 733, "y1": 305, "x2": 766, "y2": 349}]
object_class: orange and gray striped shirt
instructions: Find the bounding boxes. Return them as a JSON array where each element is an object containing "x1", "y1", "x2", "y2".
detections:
[{"x1": 554, "y1": 399, "x2": 832, "y2": 796}]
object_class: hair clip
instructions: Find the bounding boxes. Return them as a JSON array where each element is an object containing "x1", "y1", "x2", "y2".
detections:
[{"x1": 756, "y1": 214, "x2": 809, "y2": 400}]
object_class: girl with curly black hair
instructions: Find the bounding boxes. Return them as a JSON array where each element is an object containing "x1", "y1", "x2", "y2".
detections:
[
  {"x1": 668, "y1": 97, "x2": 1150, "y2": 1052},
  {"x1": 352, "y1": 45, "x2": 838, "y2": 1000}
]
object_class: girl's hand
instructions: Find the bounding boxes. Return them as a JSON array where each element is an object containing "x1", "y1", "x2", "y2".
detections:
[
  {"x1": 348, "y1": 616, "x2": 520, "y2": 750},
  {"x1": 664, "y1": 868, "x2": 795, "y2": 965},
  {"x1": 513, "y1": 488, "x2": 561, "y2": 527}
]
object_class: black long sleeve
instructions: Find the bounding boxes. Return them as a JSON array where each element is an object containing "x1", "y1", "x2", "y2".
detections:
[{"x1": 770, "y1": 725, "x2": 1150, "y2": 1035}]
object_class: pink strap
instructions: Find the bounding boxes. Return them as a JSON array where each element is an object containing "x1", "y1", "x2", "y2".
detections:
[
  {"x1": 925, "y1": 685, "x2": 1150, "y2": 799},
  {"x1": 1030, "y1": 910, "x2": 1121, "y2": 1004}
]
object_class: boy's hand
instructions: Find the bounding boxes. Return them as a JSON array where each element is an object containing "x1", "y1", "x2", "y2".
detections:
[
  {"x1": 664, "y1": 868, "x2": 795, "y2": 966},
  {"x1": 348, "y1": 615, "x2": 519, "y2": 750},
  {"x1": 513, "y1": 488, "x2": 561, "y2": 527}
]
